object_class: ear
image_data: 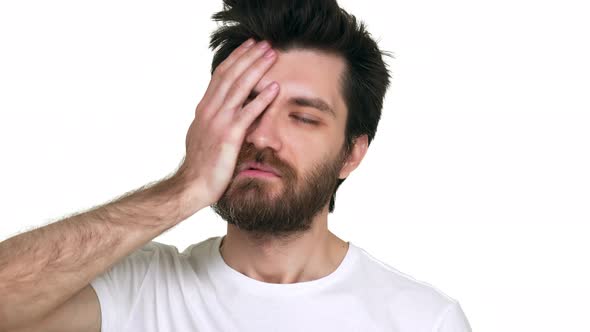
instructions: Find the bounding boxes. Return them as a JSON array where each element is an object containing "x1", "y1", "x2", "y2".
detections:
[{"x1": 338, "y1": 134, "x2": 369, "y2": 179}]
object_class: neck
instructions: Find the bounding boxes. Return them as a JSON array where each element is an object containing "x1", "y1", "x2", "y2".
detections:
[{"x1": 219, "y1": 211, "x2": 349, "y2": 284}]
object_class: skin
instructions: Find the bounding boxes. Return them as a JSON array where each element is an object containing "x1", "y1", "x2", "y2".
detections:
[
  {"x1": 0, "y1": 39, "x2": 369, "y2": 331},
  {"x1": 216, "y1": 48, "x2": 369, "y2": 284}
]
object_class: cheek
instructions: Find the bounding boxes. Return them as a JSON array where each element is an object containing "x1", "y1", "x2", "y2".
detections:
[{"x1": 282, "y1": 126, "x2": 343, "y2": 173}]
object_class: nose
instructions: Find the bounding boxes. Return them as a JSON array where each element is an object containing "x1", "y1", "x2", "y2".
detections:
[{"x1": 244, "y1": 109, "x2": 282, "y2": 152}]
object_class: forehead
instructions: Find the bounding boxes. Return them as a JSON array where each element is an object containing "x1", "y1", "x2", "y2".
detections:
[{"x1": 254, "y1": 48, "x2": 347, "y2": 119}]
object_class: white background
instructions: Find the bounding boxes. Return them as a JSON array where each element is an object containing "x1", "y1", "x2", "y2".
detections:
[{"x1": 1, "y1": 1, "x2": 588, "y2": 331}]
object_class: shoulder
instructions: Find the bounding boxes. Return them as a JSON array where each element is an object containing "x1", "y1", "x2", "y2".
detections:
[
  {"x1": 351, "y1": 244, "x2": 471, "y2": 330},
  {"x1": 134, "y1": 238, "x2": 217, "y2": 273},
  {"x1": 131, "y1": 237, "x2": 216, "y2": 261},
  {"x1": 353, "y1": 244, "x2": 456, "y2": 303},
  {"x1": 91, "y1": 241, "x2": 180, "y2": 287}
]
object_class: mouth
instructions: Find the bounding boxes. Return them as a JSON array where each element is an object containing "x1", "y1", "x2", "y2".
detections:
[
  {"x1": 237, "y1": 169, "x2": 280, "y2": 178},
  {"x1": 237, "y1": 161, "x2": 281, "y2": 177}
]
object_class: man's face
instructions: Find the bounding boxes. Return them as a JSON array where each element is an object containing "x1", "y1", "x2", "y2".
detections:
[{"x1": 211, "y1": 48, "x2": 349, "y2": 239}]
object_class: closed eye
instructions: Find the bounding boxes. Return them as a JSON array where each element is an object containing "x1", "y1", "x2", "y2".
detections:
[{"x1": 291, "y1": 115, "x2": 318, "y2": 125}]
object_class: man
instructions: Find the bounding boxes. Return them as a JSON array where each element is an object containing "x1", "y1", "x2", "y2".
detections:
[{"x1": 0, "y1": 0, "x2": 471, "y2": 331}]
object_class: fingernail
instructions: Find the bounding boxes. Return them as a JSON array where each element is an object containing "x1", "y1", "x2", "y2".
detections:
[
  {"x1": 244, "y1": 39, "x2": 255, "y2": 48},
  {"x1": 264, "y1": 49, "x2": 275, "y2": 58},
  {"x1": 259, "y1": 41, "x2": 271, "y2": 50},
  {"x1": 270, "y1": 82, "x2": 279, "y2": 90}
]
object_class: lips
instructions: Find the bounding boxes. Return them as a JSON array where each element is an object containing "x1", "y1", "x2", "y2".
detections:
[{"x1": 238, "y1": 161, "x2": 281, "y2": 176}]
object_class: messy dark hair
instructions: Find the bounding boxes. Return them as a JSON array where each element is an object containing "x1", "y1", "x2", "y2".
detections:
[{"x1": 210, "y1": 0, "x2": 392, "y2": 213}]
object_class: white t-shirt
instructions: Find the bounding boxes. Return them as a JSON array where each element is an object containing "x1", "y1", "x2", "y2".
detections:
[{"x1": 90, "y1": 236, "x2": 471, "y2": 331}]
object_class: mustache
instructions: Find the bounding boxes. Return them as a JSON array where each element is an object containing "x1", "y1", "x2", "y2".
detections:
[{"x1": 235, "y1": 144, "x2": 296, "y2": 179}]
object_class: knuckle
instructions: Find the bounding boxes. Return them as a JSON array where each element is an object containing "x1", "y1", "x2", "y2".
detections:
[
  {"x1": 197, "y1": 107, "x2": 213, "y2": 119},
  {"x1": 213, "y1": 80, "x2": 232, "y2": 100},
  {"x1": 214, "y1": 62, "x2": 228, "y2": 75},
  {"x1": 208, "y1": 74, "x2": 219, "y2": 88},
  {"x1": 212, "y1": 68, "x2": 226, "y2": 83},
  {"x1": 231, "y1": 78, "x2": 248, "y2": 93}
]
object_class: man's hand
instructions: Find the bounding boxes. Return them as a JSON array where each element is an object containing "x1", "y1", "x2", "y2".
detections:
[
  {"x1": 0, "y1": 38, "x2": 280, "y2": 332},
  {"x1": 176, "y1": 38, "x2": 279, "y2": 215}
]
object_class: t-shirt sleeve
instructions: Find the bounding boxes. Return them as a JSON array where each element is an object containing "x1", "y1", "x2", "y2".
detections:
[
  {"x1": 89, "y1": 242, "x2": 161, "y2": 332},
  {"x1": 434, "y1": 301, "x2": 472, "y2": 332}
]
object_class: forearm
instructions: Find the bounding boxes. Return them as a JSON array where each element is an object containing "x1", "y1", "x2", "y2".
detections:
[{"x1": 0, "y1": 174, "x2": 197, "y2": 330}]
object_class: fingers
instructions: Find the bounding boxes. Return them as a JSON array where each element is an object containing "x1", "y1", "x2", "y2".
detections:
[
  {"x1": 233, "y1": 81, "x2": 279, "y2": 134},
  {"x1": 222, "y1": 48, "x2": 277, "y2": 110},
  {"x1": 198, "y1": 38, "x2": 256, "y2": 111},
  {"x1": 206, "y1": 40, "x2": 275, "y2": 114},
  {"x1": 215, "y1": 38, "x2": 256, "y2": 74}
]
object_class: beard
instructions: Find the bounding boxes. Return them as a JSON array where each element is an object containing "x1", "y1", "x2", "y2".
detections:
[{"x1": 211, "y1": 143, "x2": 347, "y2": 241}]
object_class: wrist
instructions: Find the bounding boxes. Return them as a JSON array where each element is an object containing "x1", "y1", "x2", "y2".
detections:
[{"x1": 163, "y1": 172, "x2": 207, "y2": 221}]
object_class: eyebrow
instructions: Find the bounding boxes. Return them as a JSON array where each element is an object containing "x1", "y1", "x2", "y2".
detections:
[
  {"x1": 290, "y1": 97, "x2": 336, "y2": 118},
  {"x1": 248, "y1": 90, "x2": 337, "y2": 119}
]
